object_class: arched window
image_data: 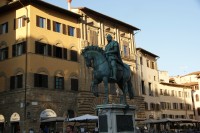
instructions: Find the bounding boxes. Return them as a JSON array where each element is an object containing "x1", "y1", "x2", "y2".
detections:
[
  {"x1": 71, "y1": 78, "x2": 78, "y2": 91},
  {"x1": 10, "y1": 72, "x2": 23, "y2": 90},
  {"x1": 54, "y1": 73, "x2": 64, "y2": 90},
  {"x1": 34, "y1": 72, "x2": 48, "y2": 88},
  {"x1": 196, "y1": 94, "x2": 199, "y2": 101}
]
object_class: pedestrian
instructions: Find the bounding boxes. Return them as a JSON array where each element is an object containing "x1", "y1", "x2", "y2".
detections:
[{"x1": 66, "y1": 125, "x2": 74, "y2": 133}]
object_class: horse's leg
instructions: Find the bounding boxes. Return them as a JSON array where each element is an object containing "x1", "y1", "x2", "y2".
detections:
[
  {"x1": 91, "y1": 79, "x2": 99, "y2": 97},
  {"x1": 103, "y1": 77, "x2": 109, "y2": 104},
  {"x1": 122, "y1": 82, "x2": 128, "y2": 105}
]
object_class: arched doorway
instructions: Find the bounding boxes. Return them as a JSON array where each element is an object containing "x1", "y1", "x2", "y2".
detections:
[
  {"x1": 40, "y1": 109, "x2": 58, "y2": 133},
  {"x1": 10, "y1": 112, "x2": 20, "y2": 133},
  {"x1": 0, "y1": 114, "x2": 5, "y2": 133}
]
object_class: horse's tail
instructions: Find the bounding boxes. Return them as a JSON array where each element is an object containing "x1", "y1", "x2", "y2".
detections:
[{"x1": 127, "y1": 76, "x2": 134, "y2": 99}]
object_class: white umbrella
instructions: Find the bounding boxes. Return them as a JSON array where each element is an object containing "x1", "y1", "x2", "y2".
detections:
[{"x1": 67, "y1": 114, "x2": 98, "y2": 122}]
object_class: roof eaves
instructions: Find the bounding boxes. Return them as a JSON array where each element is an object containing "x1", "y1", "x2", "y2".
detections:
[{"x1": 74, "y1": 7, "x2": 140, "y2": 31}]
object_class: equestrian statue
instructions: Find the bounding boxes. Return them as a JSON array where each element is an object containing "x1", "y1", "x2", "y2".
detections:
[{"x1": 81, "y1": 34, "x2": 134, "y2": 104}]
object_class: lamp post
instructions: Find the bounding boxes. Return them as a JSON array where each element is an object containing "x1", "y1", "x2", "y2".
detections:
[{"x1": 16, "y1": 0, "x2": 29, "y2": 132}]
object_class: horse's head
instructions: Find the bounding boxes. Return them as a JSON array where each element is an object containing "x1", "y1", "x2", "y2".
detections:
[
  {"x1": 81, "y1": 50, "x2": 93, "y2": 67},
  {"x1": 81, "y1": 45, "x2": 105, "y2": 68}
]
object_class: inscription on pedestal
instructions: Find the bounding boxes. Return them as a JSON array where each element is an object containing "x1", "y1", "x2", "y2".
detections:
[
  {"x1": 116, "y1": 115, "x2": 134, "y2": 132},
  {"x1": 99, "y1": 115, "x2": 108, "y2": 132}
]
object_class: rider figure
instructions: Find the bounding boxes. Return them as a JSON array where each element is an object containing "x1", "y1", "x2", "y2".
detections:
[{"x1": 105, "y1": 34, "x2": 123, "y2": 81}]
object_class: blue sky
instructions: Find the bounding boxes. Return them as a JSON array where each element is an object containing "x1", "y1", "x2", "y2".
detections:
[{"x1": 44, "y1": 0, "x2": 200, "y2": 76}]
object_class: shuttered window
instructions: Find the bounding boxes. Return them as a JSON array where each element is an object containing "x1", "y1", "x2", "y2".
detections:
[
  {"x1": 35, "y1": 41, "x2": 51, "y2": 56},
  {"x1": 76, "y1": 28, "x2": 81, "y2": 38},
  {"x1": 0, "y1": 47, "x2": 8, "y2": 60},
  {"x1": 36, "y1": 15, "x2": 46, "y2": 28},
  {"x1": 55, "y1": 76, "x2": 64, "y2": 89},
  {"x1": 62, "y1": 24, "x2": 66, "y2": 35},
  {"x1": 71, "y1": 78, "x2": 78, "y2": 91},
  {"x1": 53, "y1": 21, "x2": 61, "y2": 33},
  {"x1": 89, "y1": 30, "x2": 98, "y2": 45},
  {"x1": 68, "y1": 26, "x2": 74, "y2": 36},
  {"x1": 14, "y1": 17, "x2": 25, "y2": 30},
  {"x1": 70, "y1": 50, "x2": 77, "y2": 61},
  {"x1": 12, "y1": 42, "x2": 26, "y2": 57},
  {"x1": 10, "y1": 74, "x2": 23, "y2": 90},
  {"x1": 0, "y1": 22, "x2": 8, "y2": 34},
  {"x1": 34, "y1": 73, "x2": 48, "y2": 88},
  {"x1": 47, "y1": 19, "x2": 51, "y2": 30}
]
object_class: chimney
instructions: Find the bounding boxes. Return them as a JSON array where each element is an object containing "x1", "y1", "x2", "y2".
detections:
[{"x1": 67, "y1": 0, "x2": 72, "y2": 10}]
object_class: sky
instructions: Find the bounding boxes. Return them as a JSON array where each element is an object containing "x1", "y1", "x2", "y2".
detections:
[{"x1": 44, "y1": 0, "x2": 200, "y2": 76}]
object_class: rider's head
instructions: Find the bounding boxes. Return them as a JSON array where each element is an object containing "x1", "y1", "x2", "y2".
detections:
[{"x1": 106, "y1": 34, "x2": 113, "y2": 42}]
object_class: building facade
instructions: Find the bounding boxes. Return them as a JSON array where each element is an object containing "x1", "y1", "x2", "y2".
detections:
[
  {"x1": 170, "y1": 72, "x2": 200, "y2": 121},
  {"x1": 0, "y1": 0, "x2": 142, "y2": 132},
  {"x1": 136, "y1": 48, "x2": 194, "y2": 122}
]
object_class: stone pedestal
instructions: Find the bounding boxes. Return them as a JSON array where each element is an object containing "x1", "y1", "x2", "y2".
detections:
[{"x1": 96, "y1": 104, "x2": 137, "y2": 133}]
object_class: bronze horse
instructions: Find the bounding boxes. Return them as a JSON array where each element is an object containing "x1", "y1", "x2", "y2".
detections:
[{"x1": 82, "y1": 45, "x2": 134, "y2": 104}]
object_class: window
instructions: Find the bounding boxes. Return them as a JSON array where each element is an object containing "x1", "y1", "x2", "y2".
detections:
[
  {"x1": 67, "y1": 110, "x2": 75, "y2": 118},
  {"x1": 179, "y1": 103, "x2": 185, "y2": 110},
  {"x1": 35, "y1": 41, "x2": 51, "y2": 56},
  {"x1": 10, "y1": 74, "x2": 23, "y2": 90},
  {"x1": 155, "y1": 88, "x2": 158, "y2": 97},
  {"x1": 150, "y1": 103, "x2": 155, "y2": 110},
  {"x1": 155, "y1": 104, "x2": 160, "y2": 111},
  {"x1": 160, "y1": 102, "x2": 166, "y2": 110},
  {"x1": 0, "y1": 22, "x2": 8, "y2": 34},
  {"x1": 71, "y1": 78, "x2": 78, "y2": 91},
  {"x1": 164, "y1": 89, "x2": 167, "y2": 96},
  {"x1": 169, "y1": 115, "x2": 174, "y2": 119},
  {"x1": 171, "y1": 90, "x2": 174, "y2": 96},
  {"x1": 70, "y1": 50, "x2": 78, "y2": 61},
  {"x1": 14, "y1": 17, "x2": 25, "y2": 29},
  {"x1": 55, "y1": 76, "x2": 64, "y2": 89},
  {"x1": 178, "y1": 91, "x2": 182, "y2": 97},
  {"x1": 173, "y1": 103, "x2": 178, "y2": 110},
  {"x1": 34, "y1": 73, "x2": 48, "y2": 88},
  {"x1": 151, "y1": 61, "x2": 155, "y2": 69},
  {"x1": 68, "y1": 26, "x2": 74, "y2": 36},
  {"x1": 162, "y1": 114, "x2": 167, "y2": 119},
  {"x1": 140, "y1": 57, "x2": 143, "y2": 65},
  {"x1": 0, "y1": 47, "x2": 8, "y2": 60},
  {"x1": 186, "y1": 104, "x2": 192, "y2": 110},
  {"x1": 12, "y1": 42, "x2": 26, "y2": 57},
  {"x1": 89, "y1": 30, "x2": 98, "y2": 44},
  {"x1": 53, "y1": 21, "x2": 61, "y2": 32},
  {"x1": 197, "y1": 108, "x2": 200, "y2": 116},
  {"x1": 141, "y1": 80, "x2": 145, "y2": 95},
  {"x1": 160, "y1": 89, "x2": 163, "y2": 95},
  {"x1": 196, "y1": 94, "x2": 199, "y2": 101},
  {"x1": 166, "y1": 102, "x2": 171, "y2": 110},
  {"x1": 144, "y1": 102, "x2": 148, "y2": 110},
  {"x1": 147, "y1": 60, "x2": 149, "y2": 67},
  {"x1": 36, "y1": 16, "x2": 46, "y2": 28},
  {"x1": 148, "y1": 82, "x2": 153, "y2": 96},
  {"x1": 189, "y1": 115, "x2": 194, "y2": 119},
  {"x1": 54, "y1": 46, "x2": 62, "y2": 58}
]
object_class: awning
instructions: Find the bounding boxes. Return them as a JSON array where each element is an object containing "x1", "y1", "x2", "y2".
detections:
[
  {"x1": 144, "y1": 118, "x2": 197, "y2": 124},
  {"x1": 41, "y1": 117, "x2": 65, "y2": 123},
  {"x1": 66, "y1": 114, "x2": 98, "y2": 122}
]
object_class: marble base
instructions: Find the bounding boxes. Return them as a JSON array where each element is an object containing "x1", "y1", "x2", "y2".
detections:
[{"x1": 96, "y1": 104, "x2": 137, "y2": 133}]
